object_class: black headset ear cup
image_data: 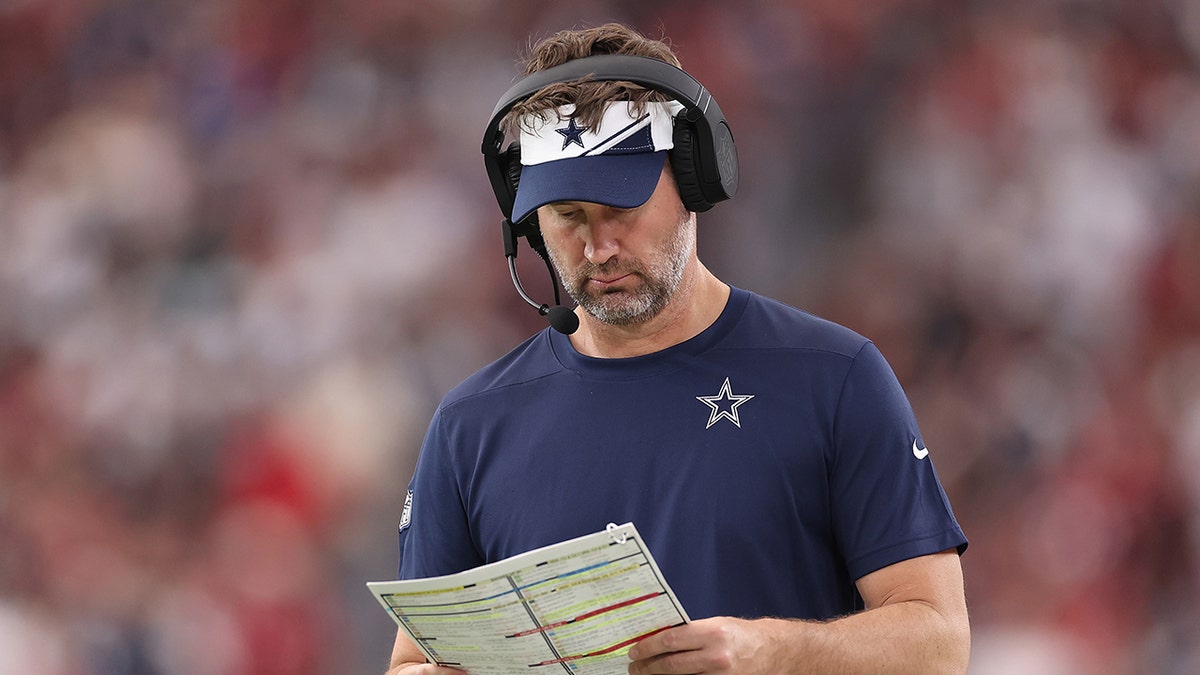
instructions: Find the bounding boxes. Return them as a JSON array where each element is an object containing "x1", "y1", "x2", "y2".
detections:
[
  {"x1": 669, "y1": 119, "x2": 713, "y2": 213},
  {"x1": 501, "y1": 144, "x2": 522, "y2": 208},
  {"x1": 501, "y1": 144, "x2": 543, "y2": 233}
]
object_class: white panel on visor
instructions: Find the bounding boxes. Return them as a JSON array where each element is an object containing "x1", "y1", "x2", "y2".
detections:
[{"x1": 518, "y1": 101, "x2": 682, "y2": 166}]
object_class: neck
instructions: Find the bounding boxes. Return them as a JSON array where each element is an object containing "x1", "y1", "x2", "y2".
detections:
[{"x1": 568, "y1": 261, "x2": 729, "y2": 359}]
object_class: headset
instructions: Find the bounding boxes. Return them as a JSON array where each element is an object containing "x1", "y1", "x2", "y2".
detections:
[{"x1": 480, "y1": 54, "x2": 739, "y2": 334}]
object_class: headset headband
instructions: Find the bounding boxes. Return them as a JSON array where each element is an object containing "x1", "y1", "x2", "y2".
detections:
[{"x1": 481, "y1": 54, "x2": 738, "y2": 220}]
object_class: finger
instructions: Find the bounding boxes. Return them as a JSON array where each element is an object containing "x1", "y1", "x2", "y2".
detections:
[
  {"x1": 629, "y1": 648, "x2": 716, "y2": 675},
  {"x1": 399, "y1": 664, "x2": 465, "y2": 674},
  {"x1": 628, "y1": 624, "x2": 701, "y2": 661}
]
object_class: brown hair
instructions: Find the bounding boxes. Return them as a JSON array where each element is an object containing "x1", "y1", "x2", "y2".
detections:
[{"x1": 502, "y1": 23, "x2": 681, "y2": 134}]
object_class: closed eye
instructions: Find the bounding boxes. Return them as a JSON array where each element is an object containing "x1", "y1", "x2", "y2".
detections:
[{"x1": 546, "y1": 206, "x2": 584, "y2": 223}]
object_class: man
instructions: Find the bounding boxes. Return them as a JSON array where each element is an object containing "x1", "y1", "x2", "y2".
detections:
[{"x1": 386, "y1": 23, "x2": 969, "y2": 675}]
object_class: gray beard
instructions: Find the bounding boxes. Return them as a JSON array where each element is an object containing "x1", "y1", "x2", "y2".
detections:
[{"x1": 550, "y1": 212, "x2": 694, "y2": 327}]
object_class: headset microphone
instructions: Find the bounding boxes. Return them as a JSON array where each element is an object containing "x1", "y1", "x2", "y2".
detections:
[
  {"x1": 502, "y1": 218, "x2": 580, "y2": 335},
  {"x1": 545, "y1": 305, "x2": 580, "y2": 335}
]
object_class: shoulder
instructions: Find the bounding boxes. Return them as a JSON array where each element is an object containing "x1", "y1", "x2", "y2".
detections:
[
  {"x1": 440, "y1": 329, "x2": 562, "y2": 408},
  {"x1": 732, "y1": 289, "x2": 870, "y2": 359}
]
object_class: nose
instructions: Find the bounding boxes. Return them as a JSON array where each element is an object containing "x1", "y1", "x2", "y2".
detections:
[{"x1": 581, "y1": 216, "x2": 620, "y2": 265}]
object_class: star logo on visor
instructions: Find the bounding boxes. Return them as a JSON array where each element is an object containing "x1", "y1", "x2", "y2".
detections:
[
  {"x1": 696, "y1": 377, "x2": 755, "y2": 429},
  {"x1": 555, "y1": 118, "x2": 587, "y2": 150}
]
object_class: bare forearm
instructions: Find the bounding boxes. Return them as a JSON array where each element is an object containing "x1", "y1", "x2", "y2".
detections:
[
  {"x1": 765, "y1": 600, "x2": 970, "y2": 674},
  {"x1": 782, "y1": 548, "x2": 971, "y2": 673},
  {"x1": 627, "y1": 551, "x2": 969, "y2": 674},
  {"x1": 627, "y1": 601, "x2": 968, "y2": 675}
]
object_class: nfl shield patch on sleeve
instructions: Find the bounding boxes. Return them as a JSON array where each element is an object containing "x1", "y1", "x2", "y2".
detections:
[{"x1": 398, "y1": 489, "x2": 413, "y2": 533}]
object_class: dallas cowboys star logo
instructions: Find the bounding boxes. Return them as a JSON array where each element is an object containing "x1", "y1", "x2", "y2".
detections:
[
  {"x1": 555, "y1": 118, "x2": 587, "y2": 150},
  {"x1": 696, "y1": 377, "x2": 755, "y2": 429}
]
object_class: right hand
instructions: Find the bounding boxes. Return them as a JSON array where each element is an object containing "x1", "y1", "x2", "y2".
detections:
[{"x1": 386, "y1": 628, "x2": 467, "y2": 674}]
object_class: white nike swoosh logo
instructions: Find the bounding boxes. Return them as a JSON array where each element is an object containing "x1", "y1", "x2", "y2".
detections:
[{"x1": 912, "y1": 440, "x2": 929, "y2": 460}]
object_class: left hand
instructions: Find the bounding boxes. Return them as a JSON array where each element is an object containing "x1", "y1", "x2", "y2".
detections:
[{"x1": 626, "y1": 617, "x2": 782, "y2": 675}]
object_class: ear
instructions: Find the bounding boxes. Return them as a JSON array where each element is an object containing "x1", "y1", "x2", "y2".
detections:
[{"x1": 668, "y1": 118, "x2": 713, "y2": 213}]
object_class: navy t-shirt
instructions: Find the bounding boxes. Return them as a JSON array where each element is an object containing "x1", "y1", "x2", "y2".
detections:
[{"x1": 397, "y1": 286, "x2": 966, "y2": 621}]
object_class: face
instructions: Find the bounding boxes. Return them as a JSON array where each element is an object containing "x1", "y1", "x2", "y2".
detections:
[{"x1": 538, "y1": 167, "x2": 696, "y2": 327}]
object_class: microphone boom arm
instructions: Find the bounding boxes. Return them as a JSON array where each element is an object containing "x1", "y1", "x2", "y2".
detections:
[
  {"x1": 501, "y1": 218, "x2": 579, "y2": 334},
  {"x1": 507, "y1": 253, "x2": 551, "y2": 316}
]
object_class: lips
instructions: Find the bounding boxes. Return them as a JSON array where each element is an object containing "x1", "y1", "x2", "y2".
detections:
[{"x1": 590, "y1": 273, "x2": 632, "y2": 287}]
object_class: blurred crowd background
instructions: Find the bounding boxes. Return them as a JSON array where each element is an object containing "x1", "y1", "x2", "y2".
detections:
[{"x1": 1, "y1": 0, "x2": 1199, "y2": 673}]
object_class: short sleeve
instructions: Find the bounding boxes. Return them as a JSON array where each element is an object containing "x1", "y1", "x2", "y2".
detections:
[
  {"x1": 397, "y1": 407, "x2": 483, "y2": 579},
  {"x1": 830, "y1": 342, "x2": 967, "y2": 581}
]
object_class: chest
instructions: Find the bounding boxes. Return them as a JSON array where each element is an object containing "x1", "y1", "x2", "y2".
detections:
[{"x1": 455, "y1": 367, "x2": 838, "y2": 566}]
